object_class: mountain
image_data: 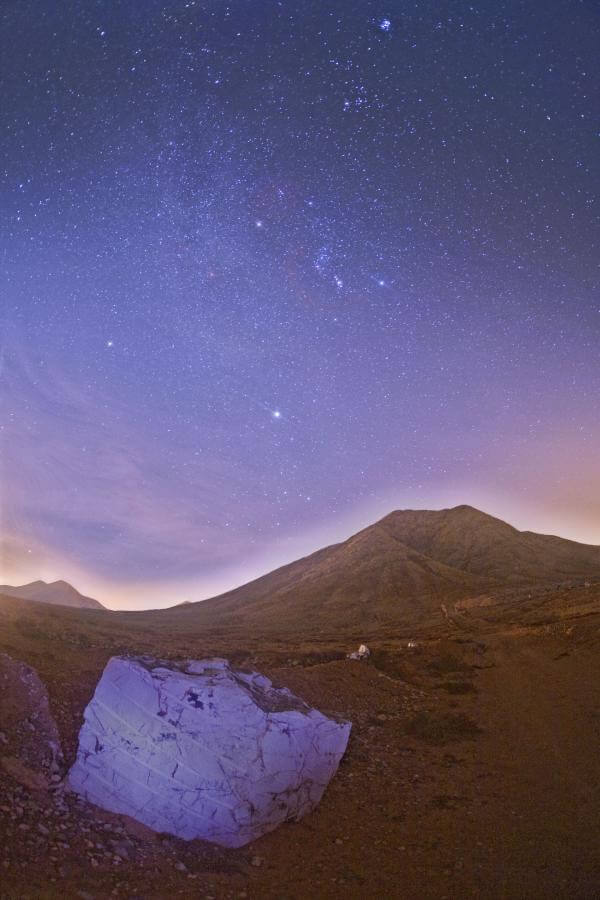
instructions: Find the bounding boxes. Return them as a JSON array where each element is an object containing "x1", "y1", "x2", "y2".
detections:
[
  {"x1": 374, "y1": 505, "x2": 600, "y2": 582},
  {"x1": 170, "y1": 505, "x2": 600, "y2": 631},
  {"x1": 0, "y1": 580, "x2": 104, "y2": 610}
]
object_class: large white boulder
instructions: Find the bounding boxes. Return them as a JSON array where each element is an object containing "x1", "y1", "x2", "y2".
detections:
[{"x1": 68, "y1": 657, "x2": 351, "y2": 847}]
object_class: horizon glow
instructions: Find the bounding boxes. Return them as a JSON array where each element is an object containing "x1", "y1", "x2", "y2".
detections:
[{"x1": 2, "y1": 2, "x2": 599, "y2": 610}]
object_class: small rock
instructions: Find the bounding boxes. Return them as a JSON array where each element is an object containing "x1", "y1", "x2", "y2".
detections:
[
  {"x1": 38, "y1": 823, "x2": 50, "y2": 835},
  {"x1": 113, "y1": 843, "x2": 129, "y2": 860},
  {"x1": 175, "y1": 861, "x2": 187, "y2": 872},
  {"x1": 250, "y1": 855, "x2": 264, "y2": 867},
  {"x1": 76, "y1": 892, "x2": 95, "y2": 900}
]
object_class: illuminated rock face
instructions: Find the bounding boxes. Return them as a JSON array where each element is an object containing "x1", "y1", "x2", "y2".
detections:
[{"x1": 68, "y1": 657, "x2": 351, "y2": 847}]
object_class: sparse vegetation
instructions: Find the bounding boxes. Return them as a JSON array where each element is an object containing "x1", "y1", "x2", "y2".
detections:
[
  {"x1": 406, "y1": 710, "x2": 482, "y2": 743},
  {"x1": 437, "y1": 680, "x2": 476, "y2": 694},
  {"x1": 426, "y1": 652, "x2": 471, "y2": 675}
]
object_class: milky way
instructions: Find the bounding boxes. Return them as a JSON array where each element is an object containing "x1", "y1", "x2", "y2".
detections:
[{"x1": 2, "y1": 2, "x2": 599, "y2": 608}]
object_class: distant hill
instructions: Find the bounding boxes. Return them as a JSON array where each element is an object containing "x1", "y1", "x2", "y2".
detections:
[
  {"x1": 169, "y1": 505, "x2": 600, "y2": 632},
  {"x1": 0, "y1": 580, "x2": 104, "y2": 610}
]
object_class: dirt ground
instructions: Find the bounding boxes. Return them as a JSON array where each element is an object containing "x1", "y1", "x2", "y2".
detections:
[{"x1": 1, "y1": 591, "x2": 600, "y2": 899}]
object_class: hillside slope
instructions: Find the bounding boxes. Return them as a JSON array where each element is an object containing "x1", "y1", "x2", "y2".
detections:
[{"x1": 170, "y1": 505, "x2": 600, "y2": 632}]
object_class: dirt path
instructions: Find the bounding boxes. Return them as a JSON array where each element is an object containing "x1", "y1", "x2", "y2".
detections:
[
  {"x1": 471, "y1": 634, "x2": 600, "y2": 898},
  {"x1": 2, "y1": 591, "x2": 600, "y2": 900}
]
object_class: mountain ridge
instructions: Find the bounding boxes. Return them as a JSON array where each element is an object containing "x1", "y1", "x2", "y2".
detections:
[
  {"x1": 169, "y1": 504, "x2": 600, "y2": 631},
  {"x1": 0, "y1": 580, "x2": 104, "y2": 610}
]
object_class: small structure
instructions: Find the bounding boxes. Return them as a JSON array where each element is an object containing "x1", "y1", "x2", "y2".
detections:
[
  {"x1": 347, "y1": 643, "x2": 371, "y2": 661},
  {"x1": 407, "y1": 640, "x2": 418, "y2": 649}
]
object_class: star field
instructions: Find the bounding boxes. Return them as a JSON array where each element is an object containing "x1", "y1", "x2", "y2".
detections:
[{"x1": 2, "y1": 1, "x2": 599, "y2": 608}]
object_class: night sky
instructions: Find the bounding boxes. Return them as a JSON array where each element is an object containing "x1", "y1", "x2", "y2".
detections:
[{"x1": 2, "y1": 1, "x2": 599, "y2": 609}]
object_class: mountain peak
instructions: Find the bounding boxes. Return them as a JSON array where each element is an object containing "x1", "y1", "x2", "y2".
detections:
[{"x1": 171, "y1": 504, "x2": 600, "y2": 633}]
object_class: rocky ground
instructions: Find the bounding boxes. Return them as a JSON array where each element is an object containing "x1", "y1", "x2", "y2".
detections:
[{"x1": 1, "y1": 587, "x2": 600, "y2": 899}]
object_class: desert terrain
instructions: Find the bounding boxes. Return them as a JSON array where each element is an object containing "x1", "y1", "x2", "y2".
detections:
[{"x1": 1, "y1": 507, "x2": 600, "y2": 899}]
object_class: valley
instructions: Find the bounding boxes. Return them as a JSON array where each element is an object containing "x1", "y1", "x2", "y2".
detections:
[{"x1": 1, "y1": 573, "x2": 599, "y2": 898}]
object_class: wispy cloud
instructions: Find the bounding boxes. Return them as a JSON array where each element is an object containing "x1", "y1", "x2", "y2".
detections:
[{"x1": 1, "y1": 338, "x2": 275, "y2": 583}]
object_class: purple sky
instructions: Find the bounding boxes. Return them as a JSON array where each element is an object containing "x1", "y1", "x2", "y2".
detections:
[{"x1": 2, "y1": 1, "x2": 599, "y2": 609}]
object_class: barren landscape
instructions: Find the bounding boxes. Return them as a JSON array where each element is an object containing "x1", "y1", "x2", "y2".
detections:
[
  {"x1": 2, "y1": 508, "x2": 600, "y2": 899},
  {"x1": 4, "y1": 1, "x2": 599, "y2": 896}
]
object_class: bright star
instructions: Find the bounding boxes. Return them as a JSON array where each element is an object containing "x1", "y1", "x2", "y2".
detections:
[
  {"x1": 272, "y1": 410, "x2": 282, "y2": 419},
  {"x1": 255, "y1": 220, "x2": 263, "y2": 228},
  {"x1": 379, "y1": 18, "x2": 391, "y2": 32},
  {"x1": 106, "y1": 340, "x2": 114, "y2": 348}
]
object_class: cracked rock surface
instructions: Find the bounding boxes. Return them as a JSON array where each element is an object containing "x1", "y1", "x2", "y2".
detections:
[{"x1": 68, "y1": 656, "x2": 351, "y2": 847}]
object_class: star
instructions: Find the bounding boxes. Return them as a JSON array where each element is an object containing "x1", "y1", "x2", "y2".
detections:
[{"x1": 3, "y1": 0, "x2": 597, "y2": 610}]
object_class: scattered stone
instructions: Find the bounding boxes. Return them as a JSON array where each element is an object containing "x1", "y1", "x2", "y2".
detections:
[
  {"x1": 112, "y1": 843, "x2": 130, "y2": 860},
  {"x1": 347, "y1": 643, "x2": 371, "y2": 661},
  {"x1": 250, "y1": 855, "x2": 264, "y2": 867},
  {"x1": 174, "y1": 861, "x2": 187, "y2": 872},
  {"x1": 1, "y1": 756, "x2": 49, "y2": 792}
]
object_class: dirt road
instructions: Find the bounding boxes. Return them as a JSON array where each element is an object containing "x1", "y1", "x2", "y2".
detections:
[{"x1": 468, "y1": 632, "x2": 600, "y2": 898}]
